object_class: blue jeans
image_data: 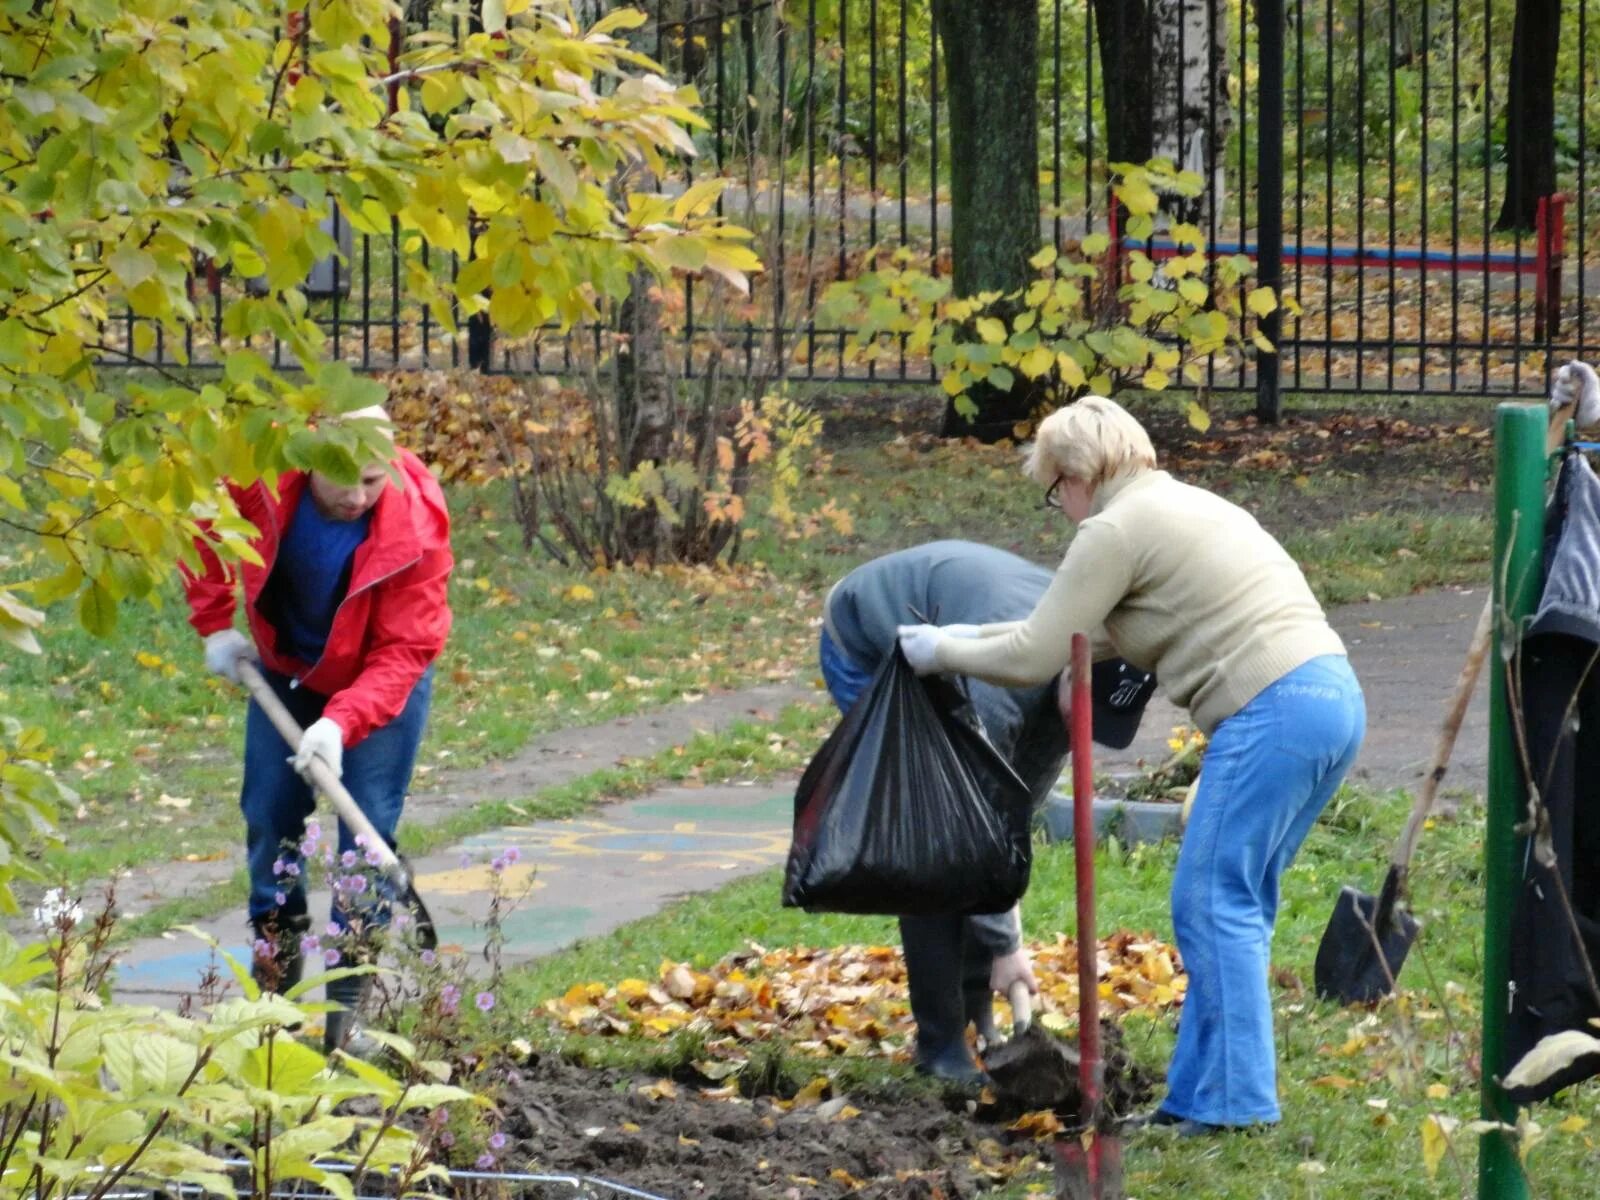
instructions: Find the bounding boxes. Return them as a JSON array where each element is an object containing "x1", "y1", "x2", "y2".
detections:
[
  {"x1": 819, "y1": 627, "x2": 875, "y2": 714},
  {"x1": 1163, "y1": 654, "x2": 1365, "y2": 1126},
  {"x1": 241, "y1": 666, "x2": 432, "y2": 930}
]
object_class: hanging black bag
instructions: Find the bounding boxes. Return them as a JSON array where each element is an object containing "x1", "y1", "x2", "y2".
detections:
[{"x1": 782, "y1": 646, "x2": 1034, "y2": 916}]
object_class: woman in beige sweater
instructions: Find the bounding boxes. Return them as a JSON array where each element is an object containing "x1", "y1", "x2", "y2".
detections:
[{"x1": 898, "y1": 396, "x2": 1365, "y2": 1134}]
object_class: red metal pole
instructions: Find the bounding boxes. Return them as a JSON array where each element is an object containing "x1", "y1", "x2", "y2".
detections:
[{"x1": 1069, "y1": 634, "x2": 1105, "y2": 1191}]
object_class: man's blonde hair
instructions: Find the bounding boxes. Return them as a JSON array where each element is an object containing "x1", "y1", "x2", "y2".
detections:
[{"x1": 1023, "y1": 395, "x2": 1157, "y2": 488}]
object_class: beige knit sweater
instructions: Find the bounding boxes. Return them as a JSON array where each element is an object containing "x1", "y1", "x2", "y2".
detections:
[{"x1": 933, "y1": 469, "x2": 1346, "y2": 734}]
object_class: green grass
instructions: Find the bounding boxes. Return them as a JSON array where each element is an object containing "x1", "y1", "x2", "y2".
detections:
[{"x1": 492, "y1": 783, "x2": 1599, "y2": 1198}]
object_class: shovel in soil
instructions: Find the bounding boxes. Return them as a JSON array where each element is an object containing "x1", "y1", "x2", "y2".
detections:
[{"x1": 236, "y1": 660, "x2": 438, "y2": 951}]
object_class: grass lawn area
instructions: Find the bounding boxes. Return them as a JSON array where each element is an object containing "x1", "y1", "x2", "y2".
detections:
[
  {"x1": 488, "y1": 783, "x2": 1594, "y2": 1198},
  {"x1": 5, "y1": 387, "x2": 1498, "y2": 909}
]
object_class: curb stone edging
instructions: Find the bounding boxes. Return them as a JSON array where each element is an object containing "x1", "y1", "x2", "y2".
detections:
[{"x1": 1039, "y1": 792, "x2": 1184, "y2": 846}]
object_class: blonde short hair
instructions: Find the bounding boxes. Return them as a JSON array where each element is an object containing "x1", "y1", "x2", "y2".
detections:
[{"x1": 1023, "y1": 396, "x2": 1157, "y2": 488}]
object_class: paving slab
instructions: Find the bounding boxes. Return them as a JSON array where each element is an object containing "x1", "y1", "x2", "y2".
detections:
[{"x1": 112, "y1": 783, "x2": 794, "y2": 1005}]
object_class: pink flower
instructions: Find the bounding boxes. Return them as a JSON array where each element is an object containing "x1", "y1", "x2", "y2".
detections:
[
  {"x1": 475, "y1": 991, "x2": 495, "y2": 1013},
  {"x1": 488, "y1": 1131, "x2": 507, "y2": 1151},
  {"x1": 474, "y1": 1152, "x2": 495, "y2": 1170},
  {"x1": 323, "y1": 947, "x2": 341, "y2": 967}
]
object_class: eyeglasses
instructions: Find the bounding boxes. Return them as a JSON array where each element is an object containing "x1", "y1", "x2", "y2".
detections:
[{"x1": 1043, "y1": 475, "x2": 1065, "y2": 510}]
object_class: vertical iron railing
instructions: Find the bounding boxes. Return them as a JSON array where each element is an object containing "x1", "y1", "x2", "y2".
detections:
[{"x1": 91, "y1": 0, "x2": 1600, "y2": 402}]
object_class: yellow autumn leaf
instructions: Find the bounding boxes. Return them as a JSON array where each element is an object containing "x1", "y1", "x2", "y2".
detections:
[
  {"x1": 564, "y1": 583, "x2": 596, "y2": 603},
  {"x1": 792, "y1": 1076, "x2": 831, "y2": 1107},
  {"x1": 1029, "y1": 245, "x2": 1057, "y2": 270},
  {"x1": 1426, "y1": 1083, "x2": 1450, "y2": 1099},
  {"x1": 1019, "y1": 345, "x2": 1055, "y2": 380},
  {"x1": 1421, "y1": 1113, "x2": 1457, "y2": 1179},
  {"x1": 975, "y1": 317, "x2": 1007, "y2": 345},
  {"x1": 134, "y1": 651, "x2": 165, "y2": 670},
  {"x1": 1186, "y1": 401, "x2": 1212, "y2": 433},
  {"x1": 1142, "y1": 367, "x2": 1169, "y2": 391},
  {"x1": 1246, "y1": 286, "x2": 1278, "y2": 317},
  {"x1": 1558, "y1": 1114, "x2": 1589, "y2": 1134}
]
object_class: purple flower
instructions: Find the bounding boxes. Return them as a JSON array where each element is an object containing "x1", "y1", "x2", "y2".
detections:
[
  {"x1": 393, "y1": 911, "x2": 411, "y2": 930},
  {"x1": 340, "y1": 850, "x2": 358, "y2": 869},
  {"x1": 474, "y1": 1152, "x2": 495, "y2": 1170},
  {"x1": 283, "y1": 861, "x2": 301, "y2": 878},
  {"x1": 274, "y1": 890, "x2": 287, "y2": 907},
  {"x1": 323, "y1": 947, "x2": 341, "y2": 967},
  {"x1": 346, "y1": 874, "x2": 368, "y2": 895},
  {"x1": 326, "y1": 921, "x2": 342, "y2": 938},
  {"x1": 322, "y1": 848, "x2": 336, "y2": 868},
  {"x1": 440, "y1": 983, "x2": 460, "y2": 1016},
  {"x1": 475, "y1": 991, "x2": 495, "y2": 1013},
  {"x1": 354, "y1": 833, "x2": 368, "y2": 848},
  {"x1": 488, "y1": 1131, "x2": 507, "y2": 1151},
  {"x1": 365, "y1": 847, "x2": 385, "y2": 866},
  {"x1": 253, "y1": 938, "x2": 274, "y2": 961},
  {"x1": 490, "y1": 855, "x2": 507, "y2": 874},
  {"x1": 503, "y1": 846, "x2": 521, "y2": 865},
  {"x1": 421, "y1": 949, "x2": 437, "y2": 967},
  {"x1": 272, "y1": 858, "x2": 286, "y2": 877},
  {"x1": 299, "y1": 934, "x2": 321, "y2": 956},
  {"x1": 437, "y1": 1131, "x2": 454, "y2": 1149}
]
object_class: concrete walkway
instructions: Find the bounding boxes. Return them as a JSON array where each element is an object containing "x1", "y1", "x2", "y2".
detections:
[{"x1": 108, "y1": 584, "x2": 1493, "y2": 1006}]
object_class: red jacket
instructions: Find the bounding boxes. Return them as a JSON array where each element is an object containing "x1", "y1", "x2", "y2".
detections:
[{"x1": 182, "y1": 449, "x2": 453, "y2": 747}]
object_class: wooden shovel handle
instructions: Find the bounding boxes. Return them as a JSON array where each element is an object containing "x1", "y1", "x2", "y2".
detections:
[
  {"x1": 235, "y1": 659, "x2": 403, "y2": 878},
  {"x1": 1389, "y1": 596, "x2": 1493, "y2": 873}
]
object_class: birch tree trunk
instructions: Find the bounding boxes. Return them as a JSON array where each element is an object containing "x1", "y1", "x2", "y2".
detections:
[{"x1": 1150, "y1": 0, "x2": 1229, "y2": 229}]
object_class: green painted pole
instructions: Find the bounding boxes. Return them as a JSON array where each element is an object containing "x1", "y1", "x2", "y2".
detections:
[{"x1": 1480, "y1": 402, "x2": 1545, "y2": 1200}]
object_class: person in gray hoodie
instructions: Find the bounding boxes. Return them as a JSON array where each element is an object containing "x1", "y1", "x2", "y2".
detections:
[{"x1": 821, "y1": 540, "x2": 1155, "y2": 1084}]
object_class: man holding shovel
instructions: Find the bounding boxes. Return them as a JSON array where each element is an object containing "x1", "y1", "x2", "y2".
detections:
[
  {"x1": 821, "y1": 540, "x2": 1155, "y2": 1085},
  {"x1": 181, "y1": 405, "x2": 453, "y2": 1053}
]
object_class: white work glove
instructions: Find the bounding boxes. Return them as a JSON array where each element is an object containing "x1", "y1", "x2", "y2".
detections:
[
  {"x1": 941, "y1": 624, "x2": 983, "y2": 639},
  {"x1": 990, "y1": 946, "x2": 1040, "y2": 995},
  {"x1": 291, "y1": 717, "x2": 344, "y2": 780},
  {"x1": 203, "y1": 629, "x2": 256, "y2": 684},
  {"x1": 896, "y1": 623, "x2": 944, "y2": 675}
]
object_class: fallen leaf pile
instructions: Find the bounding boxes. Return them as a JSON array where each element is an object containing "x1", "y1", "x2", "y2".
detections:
[{"x1": 543, "y1": 932, "x2": 1186, "y2": 1067}]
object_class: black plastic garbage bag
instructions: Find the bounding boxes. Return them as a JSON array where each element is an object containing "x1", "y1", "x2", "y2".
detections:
[{"x1": 782, "y1": 647, "x2": 1034, "y2": 916}]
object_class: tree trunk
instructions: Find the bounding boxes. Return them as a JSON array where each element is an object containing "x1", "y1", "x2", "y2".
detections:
[
  {"x1": 931, "y1": 0, "x2": 1042, "y2": 441},
  {"x1": 616, "y1": 267, "x2": 676, "y2": 563},
  {"x1": 1495, "y1": 0, "x2": 1559, "y2": 232},
  {"x1": 1092, "y1": 0, "x2": 1155, "y2": 167},
  {"x1": 1150, "y1": 0, "x2": 1228, "y2": 228}
]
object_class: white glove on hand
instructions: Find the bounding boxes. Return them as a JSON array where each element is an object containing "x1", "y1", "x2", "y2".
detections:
[
  {"x1": 989, "y1": 946, "x2": 1040, "y2": 995},
  {"x1": 292, "y1": 717, "x2": 344, "y2": 780},
  {"x1": 202, "y1": 629, "x2": 256, "y2": 684},
  {"x1": 895, "y1": 624, "x2": 944, "y2": 675},
  {"x1": 941, "y1": 624, "x2": 983, "y2": 639}
]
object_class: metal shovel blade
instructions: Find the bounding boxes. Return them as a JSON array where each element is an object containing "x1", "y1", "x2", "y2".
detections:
[{"x1": 1313, "y1": 882, "x2": 1420, "y2": 1004}]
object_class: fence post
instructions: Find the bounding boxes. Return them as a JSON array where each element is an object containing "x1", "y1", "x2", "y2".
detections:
[
  {"x1": 1480, "y1": 402, "x2": 1543, "y2": 1200},
  {"x1": 1254, "y1": 0, "x2": 1284, "y2": 423}
]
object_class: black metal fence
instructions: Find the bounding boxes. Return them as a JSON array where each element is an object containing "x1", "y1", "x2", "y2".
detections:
[{"x1": 98, "y1": 1, "x2": 1600, "y2": 404}]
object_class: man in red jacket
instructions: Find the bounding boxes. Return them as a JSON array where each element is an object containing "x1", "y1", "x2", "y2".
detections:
[{"x1": 182, "y1": 406, "x2": 452, "y2": 1051}]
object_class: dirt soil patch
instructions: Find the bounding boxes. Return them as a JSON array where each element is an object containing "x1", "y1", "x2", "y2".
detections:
[{"x1": 494, "y1": 1042, "x2": 1152, "y2": 1200}]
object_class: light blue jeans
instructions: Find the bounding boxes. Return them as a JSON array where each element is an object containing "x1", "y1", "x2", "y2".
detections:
[{"x1": 1163, "y1": 654, "x2": 1365, "y2": 1126}]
